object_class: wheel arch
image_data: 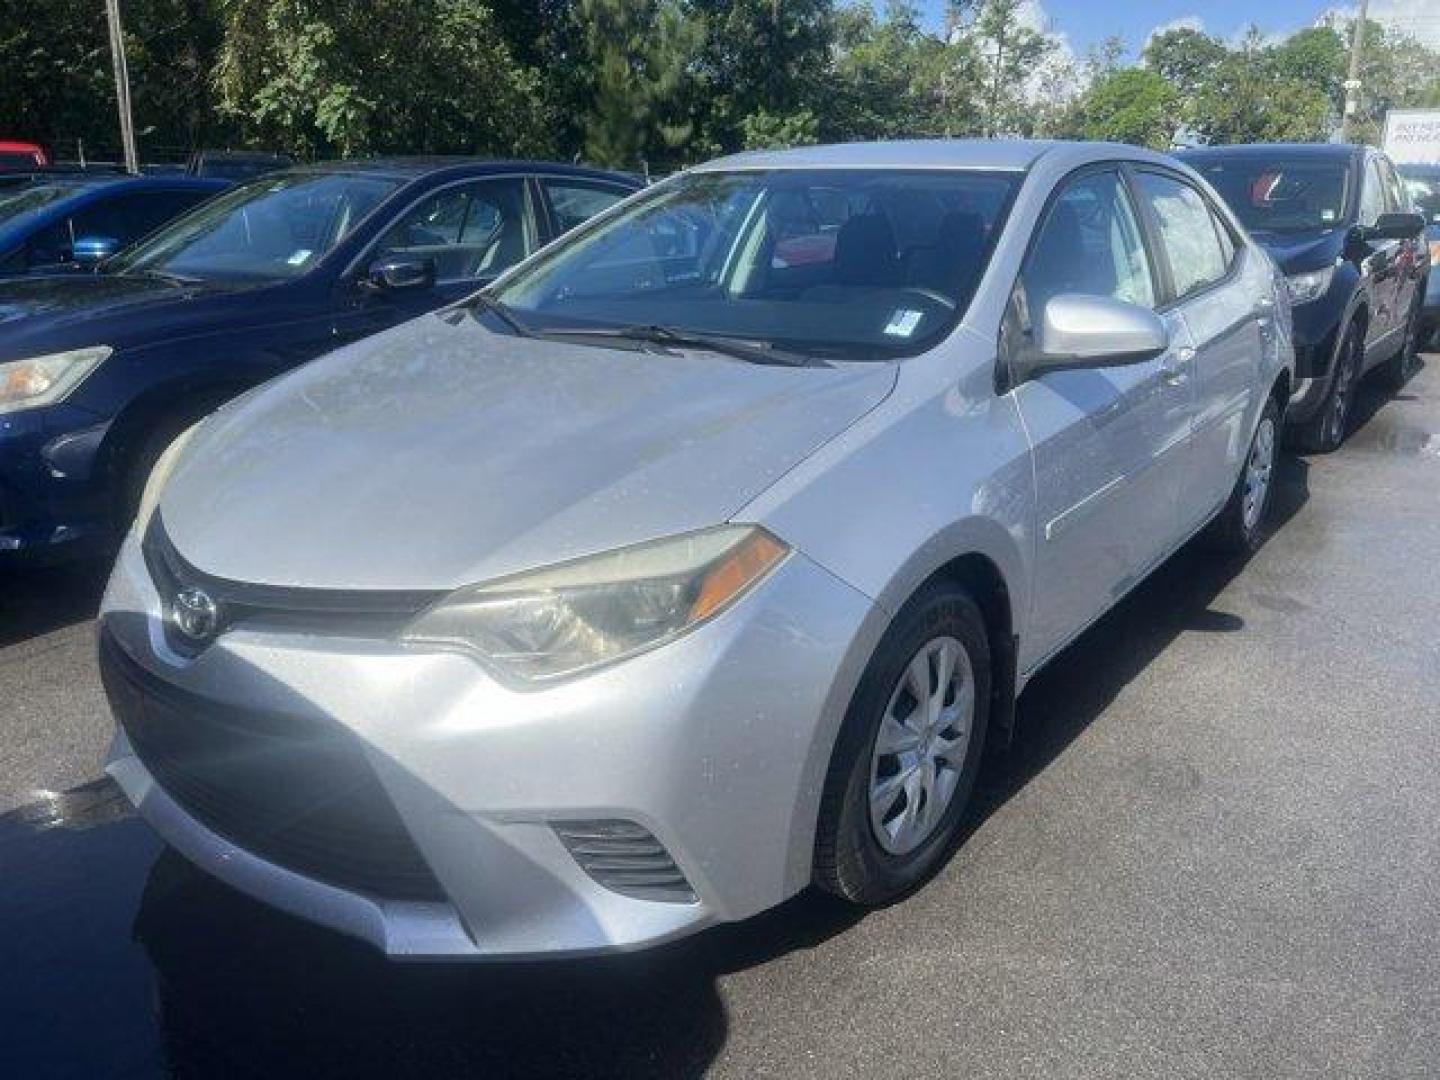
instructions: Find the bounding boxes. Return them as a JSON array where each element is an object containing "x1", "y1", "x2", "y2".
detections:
[
  {"x1": 786, "y1": 528, "x2": 1027, "y2": 897},
  {"x1": 97, "y1": 374, "x2": 255, "y2": 518}
]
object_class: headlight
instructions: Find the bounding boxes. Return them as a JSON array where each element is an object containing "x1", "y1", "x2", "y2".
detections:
[
  {"x1": 0, "y1": 346, "x2": 111, "y2": 415},
  {"x1": 1285, "y1": 266, "x2": 1335, "y2": 305},
  {"x1": 403, "y1": 526, "x2": 789, "y2": 684},
  {"x1": 134, "y1": 422, "x2": 201, "y2": 530}
]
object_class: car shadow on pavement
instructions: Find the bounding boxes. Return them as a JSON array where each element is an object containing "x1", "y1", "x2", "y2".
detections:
[
  {"x1": 968, "y1": 449, "x2": 1312, "y2": 842},
  {"x1": 0, "y1": 558, "x2": 109, "y2": 648},
  {"x1": 126, "y1": 846, "x2": 862, "y2": 1080}
]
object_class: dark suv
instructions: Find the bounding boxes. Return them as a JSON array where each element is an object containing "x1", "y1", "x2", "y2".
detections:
[{"x1": 1178, "y1": 144, "x2": 1429, "y2": 452}]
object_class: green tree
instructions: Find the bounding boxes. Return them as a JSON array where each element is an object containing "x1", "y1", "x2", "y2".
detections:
[
  {"x1": 1190, "y1": 30, "x2": 1331, "y2": 144},
  {"x1": 826, "y1": 1, "x2": 981, "y2": 141},
  {"x1": 688, "y1": 0, "x2": 835, "y2": 152},
  {"x1": 1142, "y1": 26, "x2": 1227, "y2": 101},
  {"x1": 0, "y1": 0, "x2": 232, "y2": 161},
  {"x1": 1346, "y1": 18, "x2": 1440, "y2": 143},
  {"x1": 740, "y1": 107, "x2": 820, "y2": 150},
  {"x1": 965, "y1": 0, "x2": 1055, "y2": 137},
  {"x1": 215, "y1": 0, "x2": 551, "y2": 158},
  {"x1": 575, "y1": 0, "x2": 701, "y2": 169},
  {"x1": 1071, "y1": 68, "x2": 1178, "y2": 148}
]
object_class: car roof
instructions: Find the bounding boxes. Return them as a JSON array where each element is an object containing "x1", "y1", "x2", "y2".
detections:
[
  {"x1": 1397, "y1": 161, "x2": 1440, "y2": 175},
  {"x1": 14, "y1": 173, "x2": 227, "y2": 193},
  {"x1": 1176, "y1": 143, "x2": 1366, "y2": 162},
  {"x1": 690, "y1": 139, "x2": 1182, "y2": 174},
  {"x1": 282, "y1": 157, "x2": 641, "y2": 186}
]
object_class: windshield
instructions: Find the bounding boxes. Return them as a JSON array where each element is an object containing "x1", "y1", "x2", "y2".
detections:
[
  {"x1": 1399, "y1": 167, "x2": 1440, "y2": 224},
  {"x1": 0, "y1": 183, "x2": 80, "y2": 229},
  {"x1": 1188, "y1": 157, "x2": 1351, "y2": 233},
  {"x1": 108, "y1": 171, "x2": 401, "y2": 284},
  {"x1": 492, "y1": 168, "x2": 1020, "y2": 359}
]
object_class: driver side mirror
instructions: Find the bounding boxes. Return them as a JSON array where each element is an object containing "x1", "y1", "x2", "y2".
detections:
[
  {"x1": 1361, "y1": 212, "x2": 1426, "y2": 242},
  {"x1": 71, "y1": 235, "x2": 119, "y2": 268},
  {"x1": 364, "y1": 255, "x2": 436, "y2": 293},
  {"x1": 1030, "y1": 293, "x2": 1170, "y2": 375}
]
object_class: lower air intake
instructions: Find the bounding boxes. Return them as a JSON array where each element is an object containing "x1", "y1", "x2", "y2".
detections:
[{"x1": 553, "y1": 820, "x2": 696, "y2": 903}]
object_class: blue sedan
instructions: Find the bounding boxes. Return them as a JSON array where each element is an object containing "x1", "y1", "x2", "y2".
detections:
[
  {"x1": 0, "y1": 159, "x2": 641, "y2": 563},
  {"x1": 0, "y1": 174, "x2": 228, "y2": 274}
]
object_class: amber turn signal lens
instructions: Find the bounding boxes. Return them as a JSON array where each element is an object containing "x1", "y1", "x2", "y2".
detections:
[{"x1": 690, "y1": 530, "x2": 788, "y2": 622}]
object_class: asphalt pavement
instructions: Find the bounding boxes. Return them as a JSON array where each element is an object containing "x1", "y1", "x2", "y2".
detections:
[{"x1": 2, "y1": 354, "x2": 1438, "y2": 1078}]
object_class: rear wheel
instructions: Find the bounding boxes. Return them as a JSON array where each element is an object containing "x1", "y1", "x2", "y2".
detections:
[
  {"x1": 1381, "y1": 295, "x2": 1423, "y2": 389},
  {"x1": 1295, "y1": 321, "x2": 1361, "y2": 454},
  {"x1": 814, "y1": 582, "x2": 990, "y2": 906},
  {"x1": 1206, "y1": 396, "x2": 1280, "y2": 554}
]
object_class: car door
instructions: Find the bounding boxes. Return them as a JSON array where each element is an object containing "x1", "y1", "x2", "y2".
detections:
[
  {"x1": 1008, "y1": 167, "x2": 1196, "y2": 669},
  {"x1": 1378, "y1": 155, "x2": 1424, "y2": 335},
  {"x1": 332, "y1": 175, "x2": 541, "y2": 342},
  {"x1": 1133, "y1": 168, "x2": 1265, "y2": 529},
  {"x1": 1357, "y1": 155, "x2": 1402, "y2": 356}
]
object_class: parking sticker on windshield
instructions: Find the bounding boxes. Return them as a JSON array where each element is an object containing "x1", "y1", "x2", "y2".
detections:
[{"x1": 884, "y1": 309, "x2": 924, "y2": 337}]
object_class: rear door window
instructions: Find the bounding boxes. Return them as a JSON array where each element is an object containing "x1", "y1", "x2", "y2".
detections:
[
  {"x1": 1135, "y1": 172, "x2": 1229, "y2": 300},
  {"x1": 540, "y1": 179, "x2": 630, "y2": 235},
  {"x1": 1359, "y1": 159, "x2": 1385, "y2": 227}
]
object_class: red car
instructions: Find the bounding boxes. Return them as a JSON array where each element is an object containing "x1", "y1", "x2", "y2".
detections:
[{"x1": 0, "y1": 140, "x2": 50, "y2": 170}]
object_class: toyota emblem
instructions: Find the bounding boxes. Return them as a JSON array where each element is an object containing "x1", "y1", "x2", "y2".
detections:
[{"x1": 172, "y1": 585, "x2": 220, "y2": 642}]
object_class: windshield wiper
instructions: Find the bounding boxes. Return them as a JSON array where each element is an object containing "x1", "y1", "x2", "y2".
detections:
[
  {"x1": 465, "y1": 292, "x2": 534, "y2": 337},
  {"x1": 539, "y1": 324, "x2": 825, "y2": 367}
]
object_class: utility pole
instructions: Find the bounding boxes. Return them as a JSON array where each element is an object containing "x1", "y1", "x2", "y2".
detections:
[
  {"x1": 1341, "y1": 0, "x2": 1370, "y2": 143},
  {"x1": 104, "y1": 0, "x2": 139, "y2": 172}
]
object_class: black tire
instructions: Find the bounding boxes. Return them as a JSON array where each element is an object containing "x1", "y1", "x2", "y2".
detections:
[
  {"x1": 1380, "y1": 295, "x2": 1423, "y2": 390},
  {"x1": 814, "y1": 581, "x2": 990, "y2": 906},
  {"x1": 1294, "y1": 320, "x2": 1362, "y2": 454},
  {"x1": 1205, "y1": 395, "x2": 1281, "y2": 555}
]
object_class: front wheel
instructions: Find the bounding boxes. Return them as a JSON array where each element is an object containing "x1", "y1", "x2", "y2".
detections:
[
  {"x1": 1206, "y1": 396, "x2": 1280, "y2": 554},
  {"x1": 814, "y1": 582, "x2": 990, "y2": 906},
  {"x1": 1294, "y1": 321, "x2": 1361, "y2": 454}
]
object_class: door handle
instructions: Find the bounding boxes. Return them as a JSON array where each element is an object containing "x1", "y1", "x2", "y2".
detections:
[{"x1": 1161, "y1": 346, "x2": 1194, "y2": 384}]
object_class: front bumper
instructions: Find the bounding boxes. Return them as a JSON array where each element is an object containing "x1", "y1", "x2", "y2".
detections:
[
  {"x1": 100, "y1": 527, "x2": 881, "y2": 960},
  {"x1": 0, "y1": 403, "x2": 112, "y2": 560}
]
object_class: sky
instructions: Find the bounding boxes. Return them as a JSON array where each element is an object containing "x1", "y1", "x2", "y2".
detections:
[{"x1": 913, "y1": 0, "x2": 1440, "y2": 60}]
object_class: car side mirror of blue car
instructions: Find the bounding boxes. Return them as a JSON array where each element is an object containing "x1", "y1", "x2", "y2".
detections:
[
  {"x1": 1032, "y1": 293, "x2": 1170, "y2": 375},
  {"x1": 366, "y1": 256, "x2": 437, "y2": 293},
  {"x1": 72, "y1": 235, "x2": 119, "y2": 268},
  {"x1": 1360, "y1": 212, "x2": 1426, "y2": 242}
]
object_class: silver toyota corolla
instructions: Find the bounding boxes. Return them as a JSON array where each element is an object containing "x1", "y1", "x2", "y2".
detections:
[{"x1": 99, "y1": 140, "x2": 1293, "y2": 959}]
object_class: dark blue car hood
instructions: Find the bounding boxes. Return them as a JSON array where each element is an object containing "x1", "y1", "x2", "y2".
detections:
[
  {"x1": 1246, "y1": 227, "x2": 1346, "y2": 275},
  {"x1": 0, "y1": 273, "x2": 278, "y2": 361}
]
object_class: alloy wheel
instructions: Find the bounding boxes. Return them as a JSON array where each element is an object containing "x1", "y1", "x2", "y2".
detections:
[
  {"x1": 1242, "y1": 416, "x2": 1276, "y2": 532},
  {"x1": 868, "y1": 635, "x2": 975, "y2": 856},
  {"x1": 1327, "y1": 334, "x2": 1359, "y2": 445}
]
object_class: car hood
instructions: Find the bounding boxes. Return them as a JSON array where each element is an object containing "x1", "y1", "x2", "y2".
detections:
[
  {"x1": 1245, "y1": 227, "x2": 1345, "y2": 275},
  {"x1": 160, "y1": 312, "x2": 898, "y2": 590},
  {"x1": 0, "y1": 273, "x2": 225, "y2": 359}
]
